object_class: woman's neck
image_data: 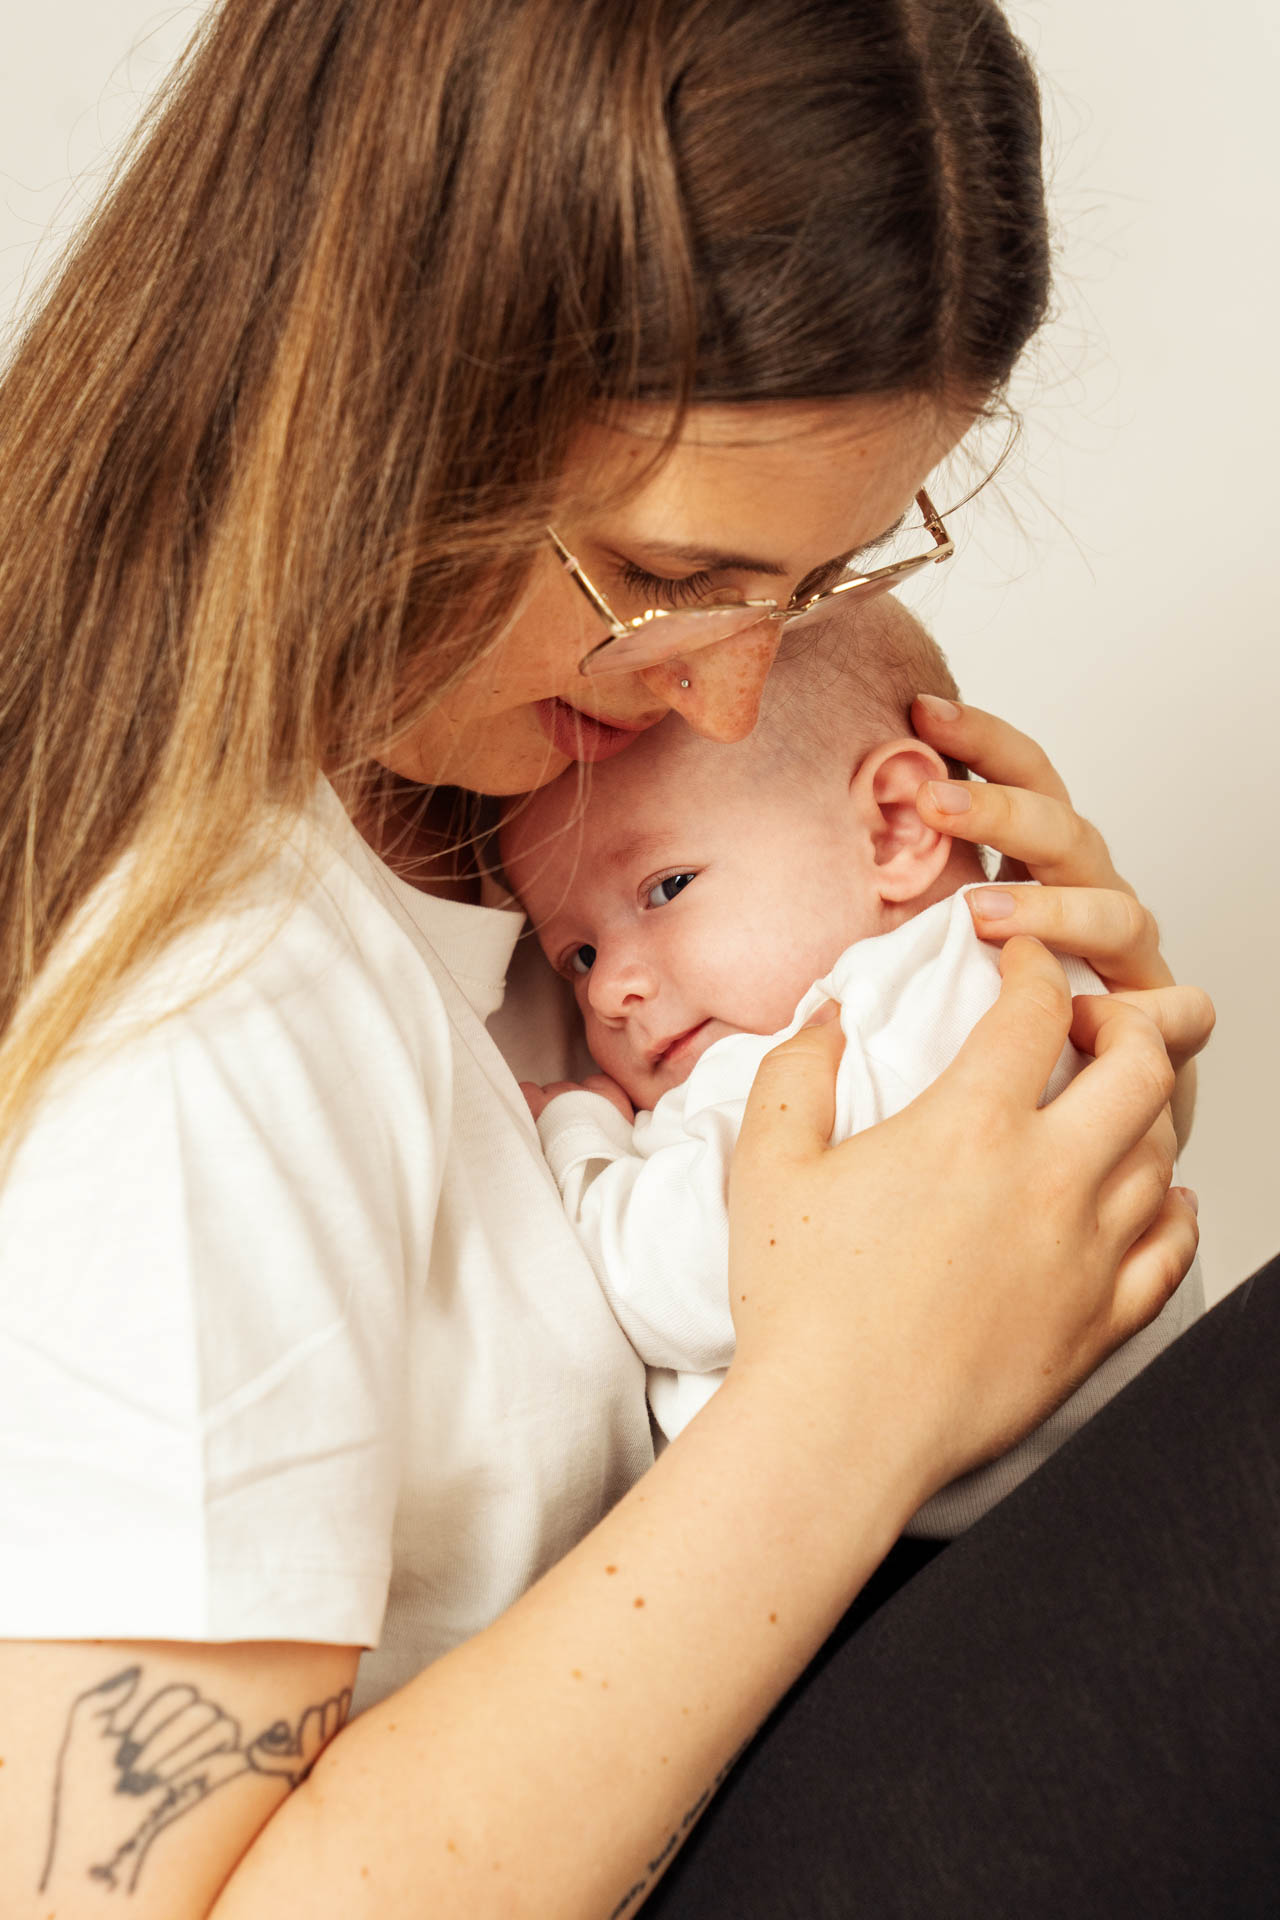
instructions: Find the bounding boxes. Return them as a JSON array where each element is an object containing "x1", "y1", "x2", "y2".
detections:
[{"x1": 344, "y1": 770, "x2": 492, "y2": 904}]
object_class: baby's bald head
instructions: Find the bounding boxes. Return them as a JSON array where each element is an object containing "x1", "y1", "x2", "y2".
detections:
[{"x1": 747, "y1": 591, "x2": 963, "y2": 785}]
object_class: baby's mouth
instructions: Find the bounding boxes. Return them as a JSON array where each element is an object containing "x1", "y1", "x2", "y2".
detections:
[{"x1": 650, "y1": 1021, "x2": 713, "y2": 1074}]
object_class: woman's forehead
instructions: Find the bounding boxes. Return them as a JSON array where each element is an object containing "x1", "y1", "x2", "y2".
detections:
[{"x1": 568, "y1": 396, "x2": 970, "y2": 572}]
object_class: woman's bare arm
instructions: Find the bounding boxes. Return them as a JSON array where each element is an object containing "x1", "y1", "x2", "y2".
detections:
[
  {"x1": 0, "y1": 946, "x2": 1200, "y2": 1920},
  {"x1": 0, "y1": 1638, "x2": 359, "y2": 1915}
]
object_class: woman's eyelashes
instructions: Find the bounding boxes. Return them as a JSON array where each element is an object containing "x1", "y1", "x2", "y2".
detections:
[{"x1": 615, "y1": 559, "x2": 720, "y2": 609}]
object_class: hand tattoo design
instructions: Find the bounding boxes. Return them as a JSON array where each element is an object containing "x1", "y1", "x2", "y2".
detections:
[{"x1": 39, "y1": 1665, "x2": 352, "y2": 1896}]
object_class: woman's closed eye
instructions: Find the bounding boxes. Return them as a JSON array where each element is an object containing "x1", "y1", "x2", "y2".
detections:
[
  {"x1": 645, "y1": 871, "x2": 697, "y2": 908},
  {"x1": 616, "y1": 560, "x2": 727, "y2": 609}
]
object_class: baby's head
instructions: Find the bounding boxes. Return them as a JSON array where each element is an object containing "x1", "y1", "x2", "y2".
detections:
[{"x1": 500, "y1": 596, "x2": 983, "y2": 1109}]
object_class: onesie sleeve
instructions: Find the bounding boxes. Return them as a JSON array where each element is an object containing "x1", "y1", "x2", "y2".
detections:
[
  {"x1": 535, "y1": 1054, "x2": 762, "y2": 1376},
  {"x1": 0, "y1": 899, "x2": 448, "y2": 1647}
]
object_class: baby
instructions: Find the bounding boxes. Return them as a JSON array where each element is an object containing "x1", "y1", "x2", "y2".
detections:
[{"x1": 499, "y1": 598, "x2": 1202, "y2": 1536}]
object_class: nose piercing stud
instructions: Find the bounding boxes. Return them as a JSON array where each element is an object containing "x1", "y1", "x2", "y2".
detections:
[{"x1": 679, "y1": 678, "x2": 690, "y2": 689}]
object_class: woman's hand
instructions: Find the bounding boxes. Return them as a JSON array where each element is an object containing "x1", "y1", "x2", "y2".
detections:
[
  {"x1": 727, "y1": 939, "x2": 1200, "y2": 1502},
  {"x1": 911, "y1": 695, "x2": 1214, "y2": 1146}
]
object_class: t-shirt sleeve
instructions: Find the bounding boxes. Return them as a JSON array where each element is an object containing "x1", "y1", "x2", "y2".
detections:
[{"x1": 0, "y1": 908, "x2": 448, "y2": 1646}]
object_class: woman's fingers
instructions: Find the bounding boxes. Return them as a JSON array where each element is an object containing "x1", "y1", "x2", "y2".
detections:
[
  {"x1": 1048, "y1": 993, "x2": 1177, "y2": 1174},
  {"x1": 1108, "y1": 1186, "x2": 1201, "y2": 1346},
  {"x1": 1071, "y1": 981, "x2": 1216, "y2": 1072},
  {"x1": 912, "y1": 694, "x2": 1072, "y2": 803},
  {"x1": 1095, "y1": 1108, "x2": 1179, "y2": 1253},
  {"x1": 925, "y1": 935, "x2": 1075, "y2": 1113},
  {"x1": 736, "y1": 1002, "x2": 844, "y2": 1168},
  {"x1": 917, "y1": 778, "x2": 1121, "y2": 889},
  {"x1": 967, "y1": 884, "x2": 1168, "y2": 988}
]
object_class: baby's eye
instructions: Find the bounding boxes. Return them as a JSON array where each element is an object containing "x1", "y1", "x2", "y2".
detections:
[
  {"x1": 645, "y1": 872, "x2": 696, "y2": 908},
  {"x1": 566, "y1": 943, "x2": 596, "y2": 976}
]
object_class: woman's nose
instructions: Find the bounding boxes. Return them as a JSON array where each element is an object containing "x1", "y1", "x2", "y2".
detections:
[
  {"x1": 586, "y1": 947, "x2": 658, "y2": 1021},
  {"x1": 639, "y1": 619, "x2": 783, "y2": 743}
]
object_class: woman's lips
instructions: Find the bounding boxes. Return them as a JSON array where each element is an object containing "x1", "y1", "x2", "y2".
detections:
[{"x1": 535, "y1": 697, "x2": 648, "y2": 764}]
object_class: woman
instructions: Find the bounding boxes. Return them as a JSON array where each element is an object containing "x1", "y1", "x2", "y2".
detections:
[{"x1": 0, "y1": 0, "x2": 1269, "y2": 1914}]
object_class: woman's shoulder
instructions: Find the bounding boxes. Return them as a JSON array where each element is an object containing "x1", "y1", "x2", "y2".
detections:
[
  {"x1": 60, "y1": 779, "x2": 467, "y2": 1068},
  {"x1": 0, "y1": 784, "x2": 467, "y2": 1281}
]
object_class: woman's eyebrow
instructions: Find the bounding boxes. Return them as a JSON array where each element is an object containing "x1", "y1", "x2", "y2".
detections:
[{"x1": 634, "y1": 514, "x2": 909, "y2": 576}]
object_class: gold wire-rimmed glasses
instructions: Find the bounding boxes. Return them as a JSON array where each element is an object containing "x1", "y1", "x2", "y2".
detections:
[{"x1": 549, "y1": 488, "x2": 954, "y2": 678}]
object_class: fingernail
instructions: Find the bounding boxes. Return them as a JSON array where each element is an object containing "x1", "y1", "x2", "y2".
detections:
[
  {"x1": 969, "y1": 887, "x2": 1016, "y2": 919},
  {"x1": 803, "y1": 998, "x2": 840, "y2": 1027},
  {"x1": 927, "y1": 780, "x2": 971, "y2": 814},
  {"x1": 916, "y1": 693, "x2": 961, "y2": 721},
  {"x1": 1174, "y1": 1186, "x2": 1200, "y2": 1215}
]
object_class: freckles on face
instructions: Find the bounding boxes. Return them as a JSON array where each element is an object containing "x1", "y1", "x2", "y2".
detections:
[
  {"x1": 376, "y1": 578, "x2": 672, "y2": 796},
  {"x1": 373, "y1": 393, "x2": 974, "y2": 796}
]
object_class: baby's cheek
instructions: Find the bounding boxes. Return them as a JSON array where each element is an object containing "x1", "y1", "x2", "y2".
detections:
[
  {"x1": 584, "y1": 1017, "x2": 645, "y2": 1105},
  {"x1": 583, "y1": 1008, "x2": 621, "y2": 1073}
]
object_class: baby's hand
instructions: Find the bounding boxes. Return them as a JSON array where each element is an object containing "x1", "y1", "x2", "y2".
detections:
[{"x1": 519, "y1": 1076, "x2": 636, "y2": 1123}]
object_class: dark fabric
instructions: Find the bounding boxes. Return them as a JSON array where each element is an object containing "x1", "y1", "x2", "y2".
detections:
[{"x1": 645, "y1": 1253, "x2": 1280, "y2": 1919}]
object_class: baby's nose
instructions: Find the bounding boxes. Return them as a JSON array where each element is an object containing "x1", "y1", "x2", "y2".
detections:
[{"x1": 586, "y1": 948, "x2": 657, "y2": 1021}]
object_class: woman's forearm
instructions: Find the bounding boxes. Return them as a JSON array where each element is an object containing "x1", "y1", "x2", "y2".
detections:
[
  {"x1": 10, "y1": 951, "x2": 1194, "y2": 1920},
  {"x1": 212, "y1": 1375, "x2": 921, "y2": 1919},
  {"x1": 222, "y1": 945, "x2": 1200, "y2": 1918}
]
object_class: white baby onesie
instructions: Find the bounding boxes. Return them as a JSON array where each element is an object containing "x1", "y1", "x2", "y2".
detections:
[{"x1": 536, "y1": 889, "x2": 1204, "y2": 1537}]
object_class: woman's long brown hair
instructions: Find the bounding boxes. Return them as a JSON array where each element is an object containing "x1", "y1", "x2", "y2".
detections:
[{"x1": 0, "y1": 0, "x2": 1048, "y2": 1149}]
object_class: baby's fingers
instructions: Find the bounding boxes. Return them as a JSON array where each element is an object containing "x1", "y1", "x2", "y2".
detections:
[{"x1": 583, "y1": 1073, "x2": 636, "y2": 1122}]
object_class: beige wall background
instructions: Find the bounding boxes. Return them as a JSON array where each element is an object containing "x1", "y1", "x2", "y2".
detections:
[{"x1": 4, "y1": 2, "x2": 1277, "y2": 1302}]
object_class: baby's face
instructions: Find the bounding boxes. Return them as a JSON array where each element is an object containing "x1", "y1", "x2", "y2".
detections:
[{"x1": 501, "y1": 736, "x2": 883, "y2": 1109}]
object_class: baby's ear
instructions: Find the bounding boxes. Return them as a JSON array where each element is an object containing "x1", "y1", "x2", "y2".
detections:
[{"x1": 850, "y1": 736, "x2": 955, "y2": 904}]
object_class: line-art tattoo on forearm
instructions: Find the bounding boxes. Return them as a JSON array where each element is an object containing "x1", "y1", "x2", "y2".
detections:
[
  {"x1": 607, "y1": 1745, "x2": 747, "y2": 1918},
  {"x1": 39, "y1": 1664, "x2": 352, "y2": 1897}
]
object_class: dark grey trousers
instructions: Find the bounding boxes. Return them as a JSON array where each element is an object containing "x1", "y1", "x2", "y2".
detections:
[{"x1": 646, "y1": 1253, "x2": 1280, "y2": 1918}]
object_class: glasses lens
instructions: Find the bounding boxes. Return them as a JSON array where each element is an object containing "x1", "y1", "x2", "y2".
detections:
[{"x1": 579, "y1": 605, "x2": 774, "y2": 677}]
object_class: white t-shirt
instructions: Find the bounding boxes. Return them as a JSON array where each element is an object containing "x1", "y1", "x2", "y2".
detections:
[
  {"x1": 536, "y1": 892, "x2": 1204, "y2": 1538},
  {"x1": 0, "y1": 782, "x2": 653, "y2": 1708}
]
